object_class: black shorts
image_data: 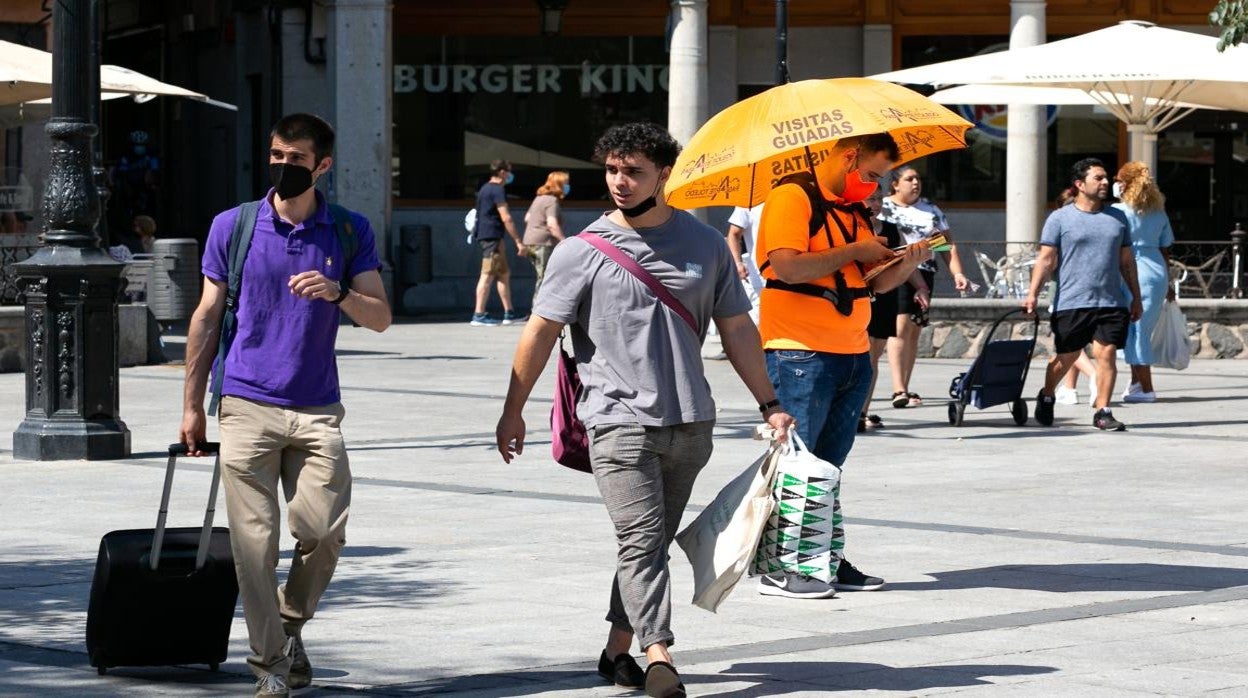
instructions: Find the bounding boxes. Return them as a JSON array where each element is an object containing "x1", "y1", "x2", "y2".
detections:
[
  {"x1": 479, "y1": 238, "x2": 503, "y2": 258},
  {"x1": 867, "y1": 289, "x2": 899, "y2": 339},
  {"x1": 1051, "y1": 308, "x2": 1129, "y2": 354}
]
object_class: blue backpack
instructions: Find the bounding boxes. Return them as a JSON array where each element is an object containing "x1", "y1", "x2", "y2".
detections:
[{"x1": 207, "y1": 200, "x2": 358, "y2": 415}]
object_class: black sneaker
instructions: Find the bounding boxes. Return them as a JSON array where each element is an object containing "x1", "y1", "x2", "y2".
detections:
[
  {"x1": 1034, "y1": 389, "x2": 1055, "y2": 426},
  {"x1": 598, "y1": 649, "x2": 645, "y2": 689},
  {"x1": 832, "y1": 558, "x2": 885, "y2": 591},
  {"x1": 1093, "y1": 408, "x2": 1127, "y2": 432}
]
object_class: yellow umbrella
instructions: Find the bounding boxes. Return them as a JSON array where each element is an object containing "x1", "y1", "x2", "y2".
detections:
[{"x1": 665, "y1": 77, "x2": 973, "y2": 209}]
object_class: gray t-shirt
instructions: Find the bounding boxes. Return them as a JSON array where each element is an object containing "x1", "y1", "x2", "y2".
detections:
[
  {"x1": 1040, "y1": 203, "x2": 1132, "y2": 312},
  {"x1": 534, "y1": 210, "x2": 751, "y2": 428},
  {"x1": 523, "y1": 194, "x2": 561, "y2": 246}
]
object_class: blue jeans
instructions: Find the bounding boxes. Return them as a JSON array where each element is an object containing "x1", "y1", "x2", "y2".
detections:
[{"x1": 765, "y1": 349, "x2": 872, "y2": 468}]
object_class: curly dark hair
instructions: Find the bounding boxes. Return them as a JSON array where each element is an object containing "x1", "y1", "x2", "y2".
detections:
[{"x1": 593, "y1": 122, "x2": 681, "y2": 169}]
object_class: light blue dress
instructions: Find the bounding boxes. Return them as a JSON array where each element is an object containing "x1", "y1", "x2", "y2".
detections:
[{"x1": 1114, "y1": 203, "x2": 1174, "y2": 365}]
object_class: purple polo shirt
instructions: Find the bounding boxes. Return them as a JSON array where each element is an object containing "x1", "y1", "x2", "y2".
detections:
[{"x1": 202, "y1": 189, "x2": 381, "y2": 407}]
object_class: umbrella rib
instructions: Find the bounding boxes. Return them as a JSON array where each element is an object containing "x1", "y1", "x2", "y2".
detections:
[
  {"x1": 1153, "y1": 106, "x2": 1197, "y2": 133},
  {"x1": 1089, "y1": 83, "x2": 1132, "y2": 124}
]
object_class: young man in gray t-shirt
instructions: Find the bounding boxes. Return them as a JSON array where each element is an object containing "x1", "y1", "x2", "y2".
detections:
[
  {"x1": 496, "y1": 123, "x2": 793, "y2": 696},
  {"x1": 1024, "y1": 157, "x2": 1142, "y2": 431}
]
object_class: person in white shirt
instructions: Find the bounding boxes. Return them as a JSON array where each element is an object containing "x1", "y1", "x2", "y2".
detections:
[{"x1": 726, "y1": 204, "x2": 765, "y2": 323}]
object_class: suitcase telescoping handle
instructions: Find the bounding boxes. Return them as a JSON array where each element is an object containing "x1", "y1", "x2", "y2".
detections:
[{"x1": 151, "y1": 442, "x2": 222, "y2": 572}]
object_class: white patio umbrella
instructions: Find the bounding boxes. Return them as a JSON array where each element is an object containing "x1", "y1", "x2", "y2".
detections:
[
  {"x1": 0, "y1": 39, "x2": 235, "y2": 110},
  {"x1": 0, "y1": 39, "x2": 55, "y2": 105},
  {"x1": 871, "y1": 20, "x2": 1248, "y2": 171}
]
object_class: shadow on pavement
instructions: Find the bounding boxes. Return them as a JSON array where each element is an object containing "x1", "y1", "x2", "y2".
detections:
[
  {"x1": 886, "y1": 563, "x2": 1248, "y2": 593},
  {"x1": 699, "y1": 661, "x2": 1056, "y2": 695}
]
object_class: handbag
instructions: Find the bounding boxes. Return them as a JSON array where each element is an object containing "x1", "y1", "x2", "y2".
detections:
[
  {"x1": 549, "y1": 232, "x2": 699, "y2": 472},
  {"x1": 550, "y1": 338, "x2": 591, "y2": 473},
  {"x1": 676, "y1": 436, "x2": 784, "y2": 612}
]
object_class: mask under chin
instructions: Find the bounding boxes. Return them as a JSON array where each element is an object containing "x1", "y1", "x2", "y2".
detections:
[{"x1": 620, "y1": 197, "x2": 657, "y2": 218}]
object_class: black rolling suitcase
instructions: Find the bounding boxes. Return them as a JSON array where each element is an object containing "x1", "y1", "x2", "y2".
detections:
[{"x1": 86, "y1": 443, "x2": 239, "y2": 674}]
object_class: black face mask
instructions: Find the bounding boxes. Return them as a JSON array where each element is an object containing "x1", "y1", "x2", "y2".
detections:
[
  {"x1": 619, "y1": 174, "x2": 665, "y2": 219},
  {"x1": 269, "y1": 163, "x2": 315, "y2": 200}
]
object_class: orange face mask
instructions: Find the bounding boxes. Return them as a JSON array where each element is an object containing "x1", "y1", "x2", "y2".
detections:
[{"x1": 841, "y1": 156, "x2": 878, "y2": 203}]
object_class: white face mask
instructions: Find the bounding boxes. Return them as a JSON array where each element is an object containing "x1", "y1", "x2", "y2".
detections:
[{"x1": 1112, "y1": 181, "x2": 1124, "y2": 199}]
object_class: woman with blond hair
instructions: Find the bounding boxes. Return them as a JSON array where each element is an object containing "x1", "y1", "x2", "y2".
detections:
[
  {"x1": 1113, "y1": 161, "x2": 1174, "y2": 402},
  {"x1": 523, "y1": 170, "x2": 569, "y2": 303}
]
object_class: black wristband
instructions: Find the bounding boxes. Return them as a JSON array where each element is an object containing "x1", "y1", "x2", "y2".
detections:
[
  {"x1": 329, "y1": 282, "x2": 350, "y2": 305},
  {"x1": 758, "y1": 398, "x2": 781, "y2": 414}
]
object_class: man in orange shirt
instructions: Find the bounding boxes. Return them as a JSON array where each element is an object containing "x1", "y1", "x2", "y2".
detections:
[{"x1": 756, "y1": 134, "x2": 931, "y2": 599}]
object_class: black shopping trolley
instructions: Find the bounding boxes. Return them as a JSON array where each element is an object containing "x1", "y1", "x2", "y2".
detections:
[{"x1": 947, "y1": 308, "x2": 1039, "y2": 427}]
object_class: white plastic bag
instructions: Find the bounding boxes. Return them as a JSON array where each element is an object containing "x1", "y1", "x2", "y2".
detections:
[
  {"x1": 753, "y1": 431, "x2": 843, "y2": 584},
  {"x1": 676, "y1": 437, "x2": 782, "y2": 612},
  {"x1": 464, "y1": 208, "x2": 477, "y2": 244},
  {"x1": 1150, "y1": 300, "x2": 1191, "y2": 371}
]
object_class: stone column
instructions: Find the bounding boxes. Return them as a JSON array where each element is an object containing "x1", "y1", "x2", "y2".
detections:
[
  {"x1": 13, "y1": 0, "x2": 130, "y2": 460},
  {"x1": 1127, "y1": 124, "x2": 1157, "y2": 173},
  {"x1": 1007, "y1": 0, "x2": 1047, "y2": 253},
  {"x1": 328, "y1": 0, "x2": 392, "y2": 271},
  {"x1": 861, "y1": 24, "x2": 893, "y2": 77},
  {"x1": 668, "y1": 0, "x2": 708, "y2": 148}
]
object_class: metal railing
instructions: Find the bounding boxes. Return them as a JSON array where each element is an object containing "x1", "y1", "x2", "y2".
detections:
[
  {"x1": 963, "y1": 239, "x2": 1246, "y2": 301},
  {"x1": 1167, "y1": 240, "x2": 1239, "y2": 300}
]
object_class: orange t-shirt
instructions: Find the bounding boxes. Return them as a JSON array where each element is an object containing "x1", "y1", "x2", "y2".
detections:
[{"x1": 755, "y1": 182, "x2": 871, "y2": 354}]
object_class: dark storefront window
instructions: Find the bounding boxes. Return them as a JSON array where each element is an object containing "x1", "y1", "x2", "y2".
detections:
[
  {"x1": 393, "y1": 36, "x2": 669, "y2": 202},
  {"x1": 899, "y1": 34, "x2": 1118, "y2": 205}
]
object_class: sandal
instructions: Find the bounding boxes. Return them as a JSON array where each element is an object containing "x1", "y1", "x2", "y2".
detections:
[
  {"x1": 907, "y1": 392, "x2": 923, "y2": 407},
  {"x1": 865, "y1": 414, "x2": 884, "y2": 429},
  {"x1": 892, "y1": 391, "x2": 910, "y2": 408}
]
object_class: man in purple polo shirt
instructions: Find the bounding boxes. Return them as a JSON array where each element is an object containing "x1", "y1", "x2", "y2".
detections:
[{"x1": 179, "y1": 113, "x2": 390, "y2": 698}]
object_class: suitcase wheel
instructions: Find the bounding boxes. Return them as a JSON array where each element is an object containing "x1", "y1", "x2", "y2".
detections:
[
  {"x1": 210, "y1": 663, "x2": 220, "y2": 672},
  {"x1": 97, "y1": 666, "x2": 107, "y2": 675}
]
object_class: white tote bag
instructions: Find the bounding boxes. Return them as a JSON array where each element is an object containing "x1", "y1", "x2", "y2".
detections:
[
  {"x1": 676, "y1": 438, "x2": 783, "y2": 612},
  {"x1": 1150, "y1": 300, "x2": 1191, "y2": 371},
  {"x1": 753, "y1": 431, "x2": 843, "y2": 584}
]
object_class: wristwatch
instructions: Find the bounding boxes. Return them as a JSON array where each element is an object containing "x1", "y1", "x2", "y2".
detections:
[
  {"x1": 758, "y1": 398, "x2": 781, "y2": 413},
  {"x1": 329, "y1": 282, "x2": 350, "y2": 305}
]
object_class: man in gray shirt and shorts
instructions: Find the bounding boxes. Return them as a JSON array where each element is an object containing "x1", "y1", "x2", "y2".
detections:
[
  {"x1": 1024, "y1": 157, "x2": 1142, "y2": 431},
  {"x1": 496, "y1": 122, "x2": 793, "y2": 698}
]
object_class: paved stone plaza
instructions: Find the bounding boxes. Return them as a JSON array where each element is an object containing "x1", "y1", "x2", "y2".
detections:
[{"x1": 1, "y1": 319, "x2": 1246, "y2": 696}]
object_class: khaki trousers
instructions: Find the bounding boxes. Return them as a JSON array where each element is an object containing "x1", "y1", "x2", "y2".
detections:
[{"x1": 218, "y1": 396, "x2": 352, "y2": 678}]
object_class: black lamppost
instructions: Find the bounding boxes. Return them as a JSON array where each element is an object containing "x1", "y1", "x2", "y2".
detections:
[
  {"x1": 775, "y1": 0, "x2": 789, "y2": 85},
  {"x1": 12, "y1": 0, "x2": 130, "y2": 460}
]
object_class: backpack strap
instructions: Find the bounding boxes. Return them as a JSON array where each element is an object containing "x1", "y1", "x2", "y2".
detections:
[
  {"x1": 207, "y1": 200, "x2": 260, "y2": 416},
  {"x1": 327, "y1": 203, "x2": 359, "y2": 290},
  {"x1": 758, "y1": 173, "x2": 836, "y2": 276}
]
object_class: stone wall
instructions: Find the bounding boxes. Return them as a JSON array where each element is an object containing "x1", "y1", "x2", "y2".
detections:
[{"x1": 924, "y1": 299, "x2": 1248, "y2": 360}]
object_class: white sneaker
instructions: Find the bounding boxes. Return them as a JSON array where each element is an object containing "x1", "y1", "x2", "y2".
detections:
[
  {"x1": 1121, "y1": 382, "x2": 1142, "y2": 401},
  {"x1": 254, "y1": 673, "x2": 289, "y2": 698},
  {"x1": 1054, "y1": 386, "x2": 1079, "y2": 405},
  {"x1": 1123, "y1": 390, "x2": 1156, "y2": 403}
]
